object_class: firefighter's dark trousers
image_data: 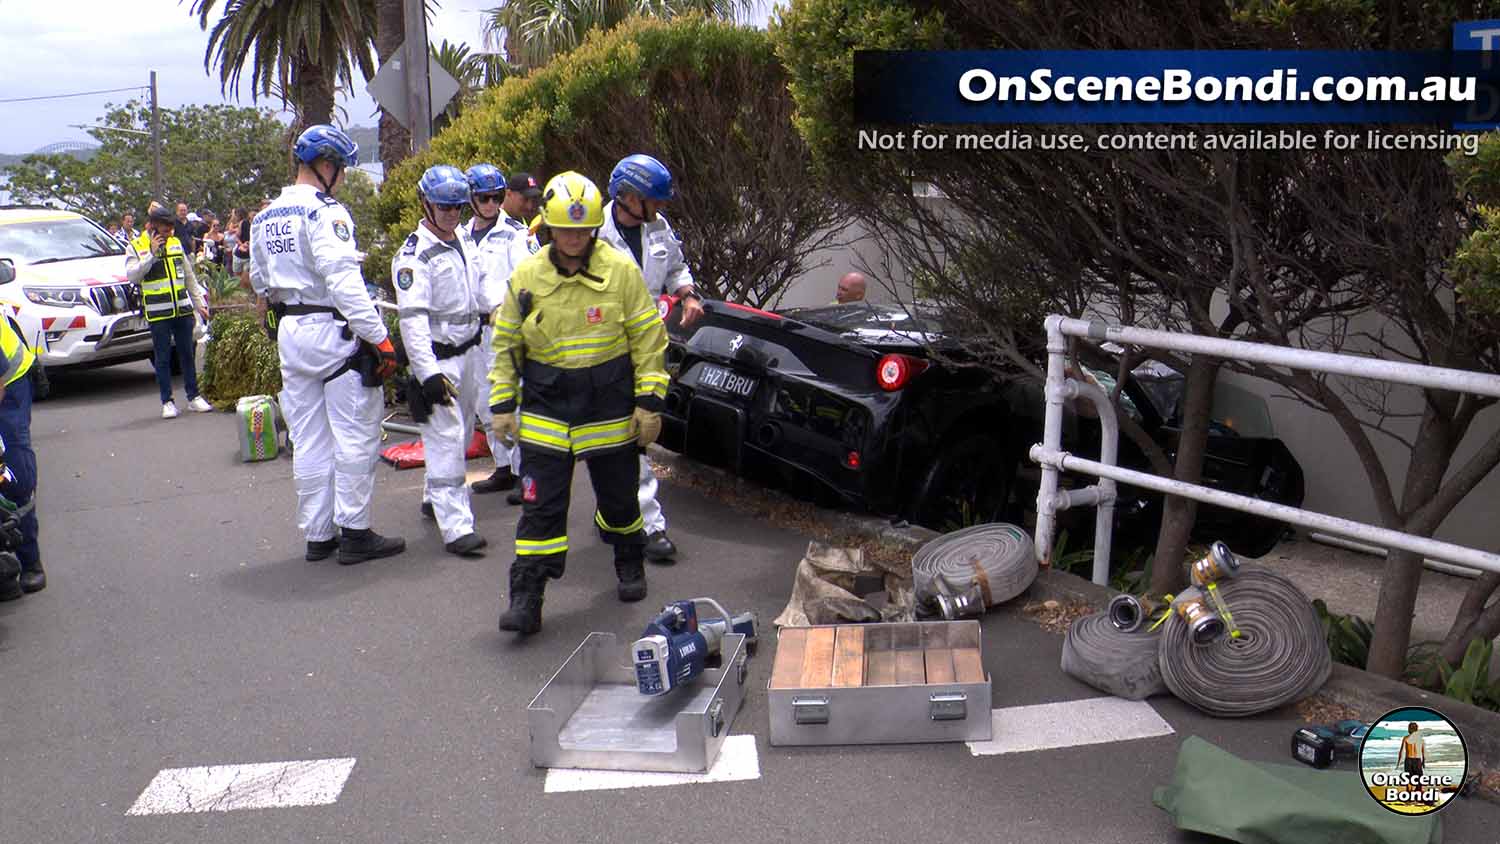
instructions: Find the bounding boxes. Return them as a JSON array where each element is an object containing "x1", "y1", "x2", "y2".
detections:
[{"x1": 512, "y1": 441, "x2": 645, "y2": 583}]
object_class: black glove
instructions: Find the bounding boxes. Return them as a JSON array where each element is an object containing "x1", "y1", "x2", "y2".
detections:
[
  {"x1": 0, "y1": 510, "x2": 23, "y2": 551},
  {"x1": 421, "y1": 374, "x2": 454, "y2": 406}
]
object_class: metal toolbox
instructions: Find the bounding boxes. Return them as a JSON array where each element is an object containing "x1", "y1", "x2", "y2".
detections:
[
  {"x1": 528, "y1": 631, "x2": 750, "y2": 773},
  {"x1": 768, "y1": 621, "x2": 992, "y2": 746}
]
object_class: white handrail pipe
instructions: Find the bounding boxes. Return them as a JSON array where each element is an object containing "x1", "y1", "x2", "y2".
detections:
[
  {"x1": 1031, "y1": 447, "x2": 1500, "y2": 575},
  {"x1": 1032, "y1": 314, "x2": 1500, "y2": 588}
]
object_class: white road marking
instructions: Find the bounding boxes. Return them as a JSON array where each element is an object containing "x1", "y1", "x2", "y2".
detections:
[
  {"x1": 966, "y1": 697, "x2": 1174, "y2": 756},
  {"x1": 126, "y1": 758, "x2": 357, "y2": 815},
  {"x1": 543, "y1": 735, "x2": 760, "y2": 793}
]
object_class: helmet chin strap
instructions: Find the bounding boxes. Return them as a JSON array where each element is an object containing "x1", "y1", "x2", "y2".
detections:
[
  {"x1": 314, "y1": 161, "x2": 342, "y2": 195},
  {"x1": 616, "y1": 194, "x2": 649, "y2": 225},
  {"x1": 421, "y1": 200, "x2": 457, "y2": 240},
  {"x1": 471, "y1": 199, "x2": 499, "y2": 227}
]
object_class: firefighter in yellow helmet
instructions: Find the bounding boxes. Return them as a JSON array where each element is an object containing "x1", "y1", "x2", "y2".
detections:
[{"x1": 488, "y1": 172, "x2": 669, "y2": 635}]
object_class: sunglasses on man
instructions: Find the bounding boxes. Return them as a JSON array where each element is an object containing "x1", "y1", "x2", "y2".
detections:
[{"x1": 473, "y1": 193, "x2": 503, "y2": 204}]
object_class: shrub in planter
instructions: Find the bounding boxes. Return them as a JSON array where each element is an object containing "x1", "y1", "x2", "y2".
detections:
[{"x1": 200, "y1": 311, "x2": 281, "y2": 407}]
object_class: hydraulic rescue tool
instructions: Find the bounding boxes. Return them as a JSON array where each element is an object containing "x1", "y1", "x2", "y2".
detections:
[{"x1": 632, "y1": 598, "x2": 757, "y2": 696}]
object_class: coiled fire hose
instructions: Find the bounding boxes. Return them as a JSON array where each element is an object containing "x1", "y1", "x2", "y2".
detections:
[
  {"x1": 1061, "y1": 601, "x2": 1168, "y2": 700},
  {"x1": 1157, "y1": 567, "x2": 1331, "y2": 717},
  {"x1": 912, "y1": 523, "x2": 1037, "y2": 619}
]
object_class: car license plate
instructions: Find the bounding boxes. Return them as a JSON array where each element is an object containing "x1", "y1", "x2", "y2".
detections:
[
  {"x1": 697, "y1": 363, "x2": 758, "y2": 399},
  {"x1": 116, "y1": 316, "x2": 144, "y2": 332}
]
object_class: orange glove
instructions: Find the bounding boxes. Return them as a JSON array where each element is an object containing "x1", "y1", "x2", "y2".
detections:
[{"x1": 375, "y1": 337, "x2": 398, "y2": 379}]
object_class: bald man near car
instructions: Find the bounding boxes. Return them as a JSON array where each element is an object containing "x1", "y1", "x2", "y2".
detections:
[{"x1": 832, "y1": 271, "x2": 867, "y2": 304}]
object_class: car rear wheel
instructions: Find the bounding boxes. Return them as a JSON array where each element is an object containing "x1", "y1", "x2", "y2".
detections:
[{"x1": 911, "y1": 433, "x2": 1018, "y2": 533}]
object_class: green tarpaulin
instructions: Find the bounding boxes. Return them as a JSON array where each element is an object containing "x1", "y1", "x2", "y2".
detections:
[{"x1": 1153, "y1": 736, "x2": 1441, "y2": 844}]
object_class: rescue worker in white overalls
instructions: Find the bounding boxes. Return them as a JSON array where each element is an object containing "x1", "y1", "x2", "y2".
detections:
[
  {"x1": 249, "y1": 124, "x2": 404, "y2": 565},
  {"x1": 597, "y1": 154, "x2": 703, "y2": 564},
  {"x1": 490, "y1": 172, "x2": 670, "y2": 635},
  {"x1": 463, "y1": 163, "x2": 530, "y2": 496},
  {"x1": 395, "y1": 165, "x2": 490, "y2": 557}
]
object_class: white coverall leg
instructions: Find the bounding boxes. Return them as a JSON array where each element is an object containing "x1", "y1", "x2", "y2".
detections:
[
  {"x1": 277, "y1": 315, "x2": 382, "y2": 541},
  {"x1": 421, "y1": 354, "x2": 476, "y2": 544},
  {"x1": 476, "y1": 324, "x2": 522, "y2": 476},
  {"x1": 638, "y1": 453, "x2": 666, "y2": 535}
]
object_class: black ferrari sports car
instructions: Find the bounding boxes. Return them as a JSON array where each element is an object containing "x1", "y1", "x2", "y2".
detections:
[{"x1": 655, "y1": 299, "x2": 1304, "y2": 559}]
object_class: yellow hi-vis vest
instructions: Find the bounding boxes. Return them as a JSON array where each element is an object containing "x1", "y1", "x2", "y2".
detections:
[
  {"x1": 1, "y1": 313, "x2": 35, "y2": 387},
  {"x1": 131, "y1": 231, "x2": 194, "y2": 322}
]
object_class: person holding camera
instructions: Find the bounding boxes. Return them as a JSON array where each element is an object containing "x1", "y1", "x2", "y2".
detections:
[{"x1": 125, "y1": 203, "x2": 212, "y2": 419}]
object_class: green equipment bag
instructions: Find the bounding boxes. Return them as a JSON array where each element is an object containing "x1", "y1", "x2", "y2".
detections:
[
  {"x1": 1154, "y1": 736, "x2": 1441, "y2": 844},
  {"x1": 236, "y1": 395, "x2": 283, "y2": 462}
]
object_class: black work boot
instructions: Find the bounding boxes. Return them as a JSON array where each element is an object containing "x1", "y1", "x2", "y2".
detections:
[
  {"x1": 498, "y1": 566, "x2": 545, "y2": 635},
  {"x1": 420, "y1": 501, "x2": 435, "y2": 520},
  {"x1": 644, "y1": 531, "x2": 677, "y2": 563},
  {"x1": 445, "y1": 533, "x2": 488, "y2": 557},
  {"x1": 472, "y1": 467, "x2": 516, "y2": 494},
  {"x1": 505, "y1": 488, "x2": 524, "y2": 506},
  {"x1": 615, "y1": 554, "x2": 647, "y2": 603},
  {"x1": 338, "y1": 528, "x2": 406, "y2": 565},
  {"x1": 305, "y1": 537, "x2": 340, "y2": 561},
  {"x1": 18, "y1": 562, "x2": 45, "y2": 594}
]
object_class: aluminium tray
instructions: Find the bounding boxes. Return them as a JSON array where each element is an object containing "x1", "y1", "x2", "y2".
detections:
[{"x1": 528, "y1": 631, "x2": 749, "y2": 773}]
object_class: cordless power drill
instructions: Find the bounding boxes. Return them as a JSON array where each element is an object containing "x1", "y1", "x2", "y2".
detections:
[{"x1": 632, "y1": 599, "x2": 758, "y2": 696}]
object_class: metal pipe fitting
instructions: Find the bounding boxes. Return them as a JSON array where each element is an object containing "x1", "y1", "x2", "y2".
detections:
[
  {"x1": 1107, "y1": 594, "x2": 1147, "y2": 633},
  {"x1": 935, "y1": 584, "x2": 987, "y2": 620},
  {"x1": 1172, "y1": 587, "x2": 1226, "y2": 647},
  {"x1": 1189, "y1": 541, "x2": 1240, "y2": 589}
]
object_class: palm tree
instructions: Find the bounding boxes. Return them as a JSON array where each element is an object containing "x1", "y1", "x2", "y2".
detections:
[
  {"x1": 190, "y1": 0, "x2": 379, "y2": 130},
  {"x1": 484, "y1": 0, "x2": 758, "y2": 70}
]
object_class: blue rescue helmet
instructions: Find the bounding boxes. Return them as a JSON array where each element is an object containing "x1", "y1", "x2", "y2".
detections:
[
  {"x1": 466, "y1": 163, "x2": 507, "y2": 195},
  {"x1": 419, "y1": 165, "x2": 472, "y2": 205},
  {"x1": 293, "y1": 124, "x2": 359, "y2": 168},
  {"x1": 608, "y1": 154, "x2": 674, "y2": 201}
]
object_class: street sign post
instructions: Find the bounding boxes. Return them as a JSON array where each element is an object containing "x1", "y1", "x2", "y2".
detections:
[{"x1": 366, "y1": 41, "x2": 462, "y2": 144}]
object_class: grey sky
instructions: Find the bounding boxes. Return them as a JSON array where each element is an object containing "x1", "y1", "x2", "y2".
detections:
[{"x1": 0, "y1": 0, "x2": 775, "y2": 155}]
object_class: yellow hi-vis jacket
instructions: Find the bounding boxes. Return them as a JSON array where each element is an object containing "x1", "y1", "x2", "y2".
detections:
[
  {"x1": 0, "y1": 313, "x2": 35, "y2": 387},
  {"x1": 488, "y1": 241, "x2": 668, "y2": 456},
  {"x1": 129, "y1": 230, "x2": 195, "y2": 321}
]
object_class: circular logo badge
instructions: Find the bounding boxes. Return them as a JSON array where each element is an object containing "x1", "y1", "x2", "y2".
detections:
[
  {"x1": 567, "y1": 201, "x2": 587, "y2": 223},
  {"x1": 1359, "y1": 706, "x2": 1467, "y2": 816},
  {"x1": 396, "y1": 267, "x2": 414, "y2": 290},
  {"x1": 332, "y1": 219, "x2": 351, "y2": 241}
]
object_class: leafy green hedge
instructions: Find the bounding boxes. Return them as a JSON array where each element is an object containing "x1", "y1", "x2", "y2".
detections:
[
  {"x1": 200, "y1": 311, "x2": 281, "y2": 408},
  {"x1": 200, "y1": 309, "x2": 407, "y2": 409},
  {"x1": 771, "y1": 0, "x2": 950, "y2": 177},
  {"x1": 372, "y1": 14, "x2": 836, "y2": 304}
]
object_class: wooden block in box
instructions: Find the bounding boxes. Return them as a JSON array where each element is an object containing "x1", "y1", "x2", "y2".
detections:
[{"x1": 767, "y1": 620, "x2": 992, "y2": 746}]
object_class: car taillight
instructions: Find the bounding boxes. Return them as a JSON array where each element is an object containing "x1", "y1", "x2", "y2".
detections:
[
  {"x1": 876, "y1": 354, "x2": 928, "y2": 391},
  {"x1": 843, "y1": 450, "x2": 862, "y2": 470}
]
